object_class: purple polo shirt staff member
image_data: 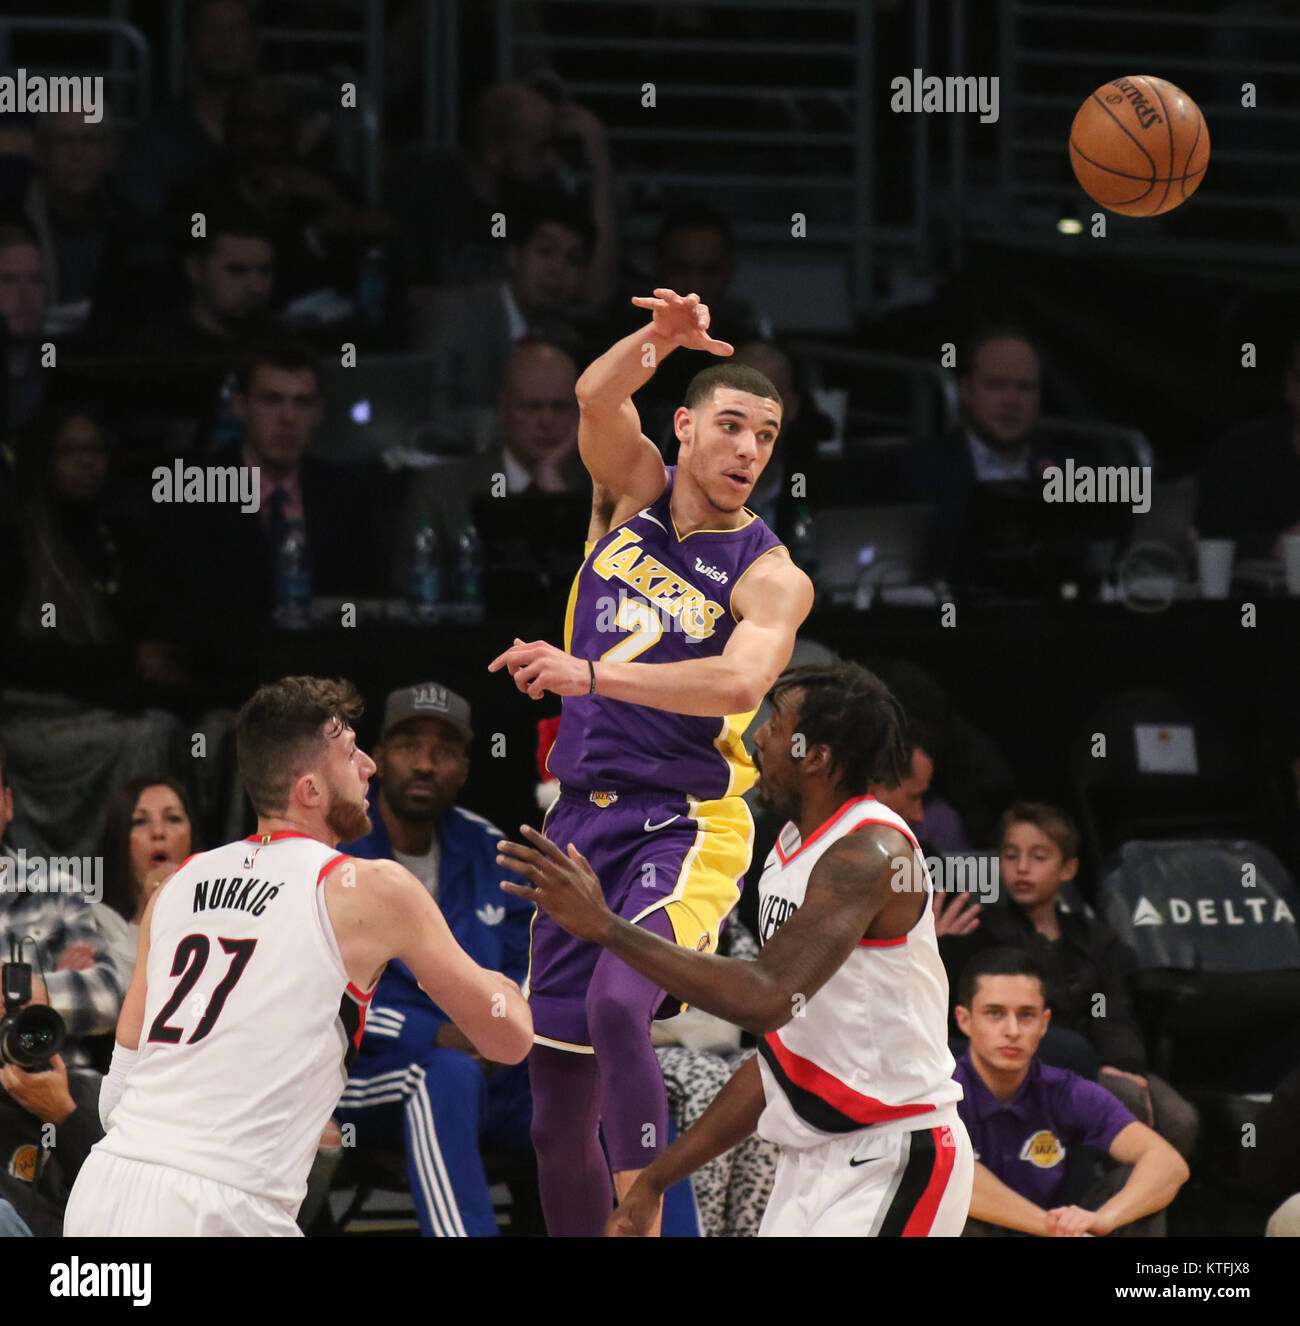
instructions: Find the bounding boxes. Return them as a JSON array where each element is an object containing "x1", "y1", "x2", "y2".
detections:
[{"x1": 952, "y1": 948, "x2": 1189, "y2": 1236}]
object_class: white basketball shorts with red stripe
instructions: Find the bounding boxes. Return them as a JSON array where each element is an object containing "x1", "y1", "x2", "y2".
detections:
[{"x1": 757, "y1": 1107, "x2": 973, "y2": 1237}]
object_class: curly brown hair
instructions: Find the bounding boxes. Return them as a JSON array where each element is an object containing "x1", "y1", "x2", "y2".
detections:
[{"x1": 235, "y1": 676, "x2": 364, "y2": 817}]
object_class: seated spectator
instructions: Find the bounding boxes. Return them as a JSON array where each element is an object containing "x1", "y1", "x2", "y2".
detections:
[
  {"x1": 942, "y1": 802, "x2": 1199, "y2": 1158},
  {"x1": 168, "y1": 336, "x2": 385, "y2": 648},
  {"x1": 1195, "y1": 330, "x2": 1300, "y2": 560},
  {"x1": 955, "y1": 948, "x2": 1189, "y2": 1236},
  {"x1": 0, "y1": 1048, "x2": 102, "y2": 1238},
  {"x1": 486, "y1": 341, "x2": 586, "y2": 494},
  {"x1": 115, "y1": 0, "x2": 260, "y2": 218},
  {"x1": 9, "y1": 405, "x2": 178, "y2": 692},
  {"x1": 894, "y1": 327, "x2": 1087, "y2": 588},
  {"x1": 331, "y1": 683, "x2": 534, "y2": 1237},
  {"x1": 22, "y1": 109, "x2": 142, "y2": 339},
  {"x1": 413, "y1": 193, "x2": 595, "y2": 425},
  {"x1": 169, "y1": 76, "x2": 388, "y2": 306},
  {"x1": 0, "y1": 222, "x2": 50, "y2": 433},
  {"x1": 124, "y1": 210, "x2": 275, "y2": 362},
  {"x1": 391, "y1": 82, "x2": 615, "y2": 306},
  {"x1": 92, "y1": 776, "x2": 198, "y2": 983},
  {"x1": 118, "y1": 210, "x2": 276, "y2": 457},
  {"x1": 0, "y1": 737, "x2": 121, "y2": 1234}
]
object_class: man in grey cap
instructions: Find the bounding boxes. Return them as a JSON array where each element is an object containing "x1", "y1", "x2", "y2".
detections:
[{"x1": 326, "y1": 682, "x2": 535, "y2": 1237}]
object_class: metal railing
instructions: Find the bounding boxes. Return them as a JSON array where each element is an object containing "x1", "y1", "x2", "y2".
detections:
[
  {"x1": 493, "y1": 0, "x2": 888, "y2": 317},
  {"x1": 0, "y1": 16, "x2": 152, "y2": 123}
]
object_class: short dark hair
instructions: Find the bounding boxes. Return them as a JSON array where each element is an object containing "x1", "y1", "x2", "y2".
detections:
[
  {"x1": 0, "y1": 738, "x2": 8, "y2": 793},
  {"x1": 684, "y1": 363, "x2": 782, "y2": 415},
  {"x1": 234, "y1": 335, "x2": 319, "y2": 396},
  {"x1": 998, "y1": 800, "x2": 1080, "y2": 863},
  {"x1": 184, "y1": 209, "x2": 276, "y2": 261},
  {"x1": 957, "y1": 947, "x2": 1049, "y2": 1009},
  {"x1": 508, "y1": 190, "x2": 597, "y2": 260},
  {"x1": 235, "y1": 677, "x2": 363, "y2": 817},
  {"x1": 98, "y1": 775, "x2": 201, "y2": 922},
  {"x1": 769, "y1": 661, "x2": 911, "y2": 796},
  {"x1": 963, "y1": 324, "x2": 1039, "y2": 377},
  {"x1": 655, "y1": 203, "x2": 734, "y2": 258}
]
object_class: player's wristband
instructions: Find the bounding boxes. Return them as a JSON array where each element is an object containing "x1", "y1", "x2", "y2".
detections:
[
  {"x1": 588, "y1": 659, "x2": 597, "y2": 694},
  {"x1": 98, "y1": 1040, "x2": 139, "y2": 1130}
]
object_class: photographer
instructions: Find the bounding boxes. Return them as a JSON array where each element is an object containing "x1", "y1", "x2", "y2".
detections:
[
  {"x1": 0, "y1": 1025, "x2": 103, "y2": 1236},
  {"x1": 0, "y1": 742, "x2": 123, "y2": 1232},
  {"x1": 0, "y1": 743, "x2": 126, "y2": 1057}
]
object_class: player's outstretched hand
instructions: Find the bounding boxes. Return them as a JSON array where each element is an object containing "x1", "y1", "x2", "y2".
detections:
[
  {"x1": 488, "y1": 638, "x2": 589, "y2": 700},
  {"x1": 630, "y1": 288, "x2": 734, "y2": 357},
  {"x1": 498, "y1": 824, "x2": 613, "y2": 942},
  {"x1": 607, "y1": 1178, "x2": 662, "y2": 1237}
]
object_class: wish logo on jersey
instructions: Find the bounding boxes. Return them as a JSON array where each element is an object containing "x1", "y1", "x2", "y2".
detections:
[{"x1": 591, "y1": 528, "x2": 726, "y2": 641}]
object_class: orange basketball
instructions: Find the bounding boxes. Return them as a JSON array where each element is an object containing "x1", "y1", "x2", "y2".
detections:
[{"x1": 1069, "y1": 76, "x2": 1209, "y2": 217}]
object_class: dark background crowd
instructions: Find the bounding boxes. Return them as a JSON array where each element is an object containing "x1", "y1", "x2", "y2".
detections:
[{"x1": 1, "y1": 0, "x2": 1300, "y2": 1239}]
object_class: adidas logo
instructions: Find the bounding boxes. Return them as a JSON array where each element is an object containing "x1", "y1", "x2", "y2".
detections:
[{"x1": 475, "y1": 903, "x2": 506, "y2": 926}]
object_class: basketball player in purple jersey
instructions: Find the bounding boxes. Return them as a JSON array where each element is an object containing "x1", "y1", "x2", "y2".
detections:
[{"x1": 489, "y1": 289, "x2": 813, "y2": 1235}]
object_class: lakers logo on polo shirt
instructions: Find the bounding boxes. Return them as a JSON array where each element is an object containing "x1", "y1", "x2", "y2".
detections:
[
  {"x1": 1019, "y1": 1130, "x2": 1066, "y2": 1168},
  {"x1": 8, "y1": 1144, "x2": 37, "y2": 1182}
]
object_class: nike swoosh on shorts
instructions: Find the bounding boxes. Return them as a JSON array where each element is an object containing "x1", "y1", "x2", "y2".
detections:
[{"x1": 644, "y1": 815, "x2": 681, "y2": 832}]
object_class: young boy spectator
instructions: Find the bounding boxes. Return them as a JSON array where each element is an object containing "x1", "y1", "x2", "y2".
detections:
[
  {"x1": 941, "y1": 801, "x2": 1199, "y2": 1158},
  {"x1": 954, "y1": 949, "x2": 1189, "y2": 1236}
]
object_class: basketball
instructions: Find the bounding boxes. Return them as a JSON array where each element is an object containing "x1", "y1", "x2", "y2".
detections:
[{"x1": 1069, "y1": 75, "x2": 1210, "y2": 216}]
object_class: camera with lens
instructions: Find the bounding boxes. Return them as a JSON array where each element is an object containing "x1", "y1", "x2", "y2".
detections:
[{"x1": 0, "y1": 961, "x2": 66, "y2": 1073}]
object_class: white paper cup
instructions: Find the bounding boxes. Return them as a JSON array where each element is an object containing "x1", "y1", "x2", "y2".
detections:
[
  {"x1": 1196, "y1": 538, "x2": 1235, "y2": 599},
  {"x1": 1282, "y1": 535, "x2": 1300, "y2": 596}
]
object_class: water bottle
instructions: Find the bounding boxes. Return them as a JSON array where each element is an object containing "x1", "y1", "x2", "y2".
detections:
[
  {"x1": 356, "y1": 245, "x2": 388, "y2": 325},
  {"x1": 790, "y1": 502, "x2": 819, "y2": 584},
  {"x1": 409, "y1": 516, "x2": 441, "y2": 624},
  {"x1": 274, "y1": 519, "x2": 312, "y2": 630},
  {"x1": 456, "y1": 518, "x2": 484, "y2": 622}
]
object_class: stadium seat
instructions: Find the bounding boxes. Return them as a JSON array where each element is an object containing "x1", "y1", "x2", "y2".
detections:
[{"x1": 1097, "y1": 838, "x2": 1300, "y2": 1090}]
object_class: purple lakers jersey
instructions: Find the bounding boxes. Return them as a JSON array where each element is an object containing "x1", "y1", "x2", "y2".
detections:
[{"x1": 547, "y1": 466, "x2": 785, "y2": 801}]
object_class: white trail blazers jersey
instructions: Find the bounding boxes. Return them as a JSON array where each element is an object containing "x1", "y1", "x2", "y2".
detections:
[
  {"x1": 99, "y1": 832, "x2": 375, "y2": 1211},
  {"x1": 755, "y1": 796, "x2": 962, "y2": 1150}
]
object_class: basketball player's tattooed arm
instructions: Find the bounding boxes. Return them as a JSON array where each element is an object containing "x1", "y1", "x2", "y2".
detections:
[
  {"x1": 499, "y1": 823, "x2": 910, "y2": 1035},
  {"x1": 489, "y1": 554, "x2": 812, "y2": 717}
]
